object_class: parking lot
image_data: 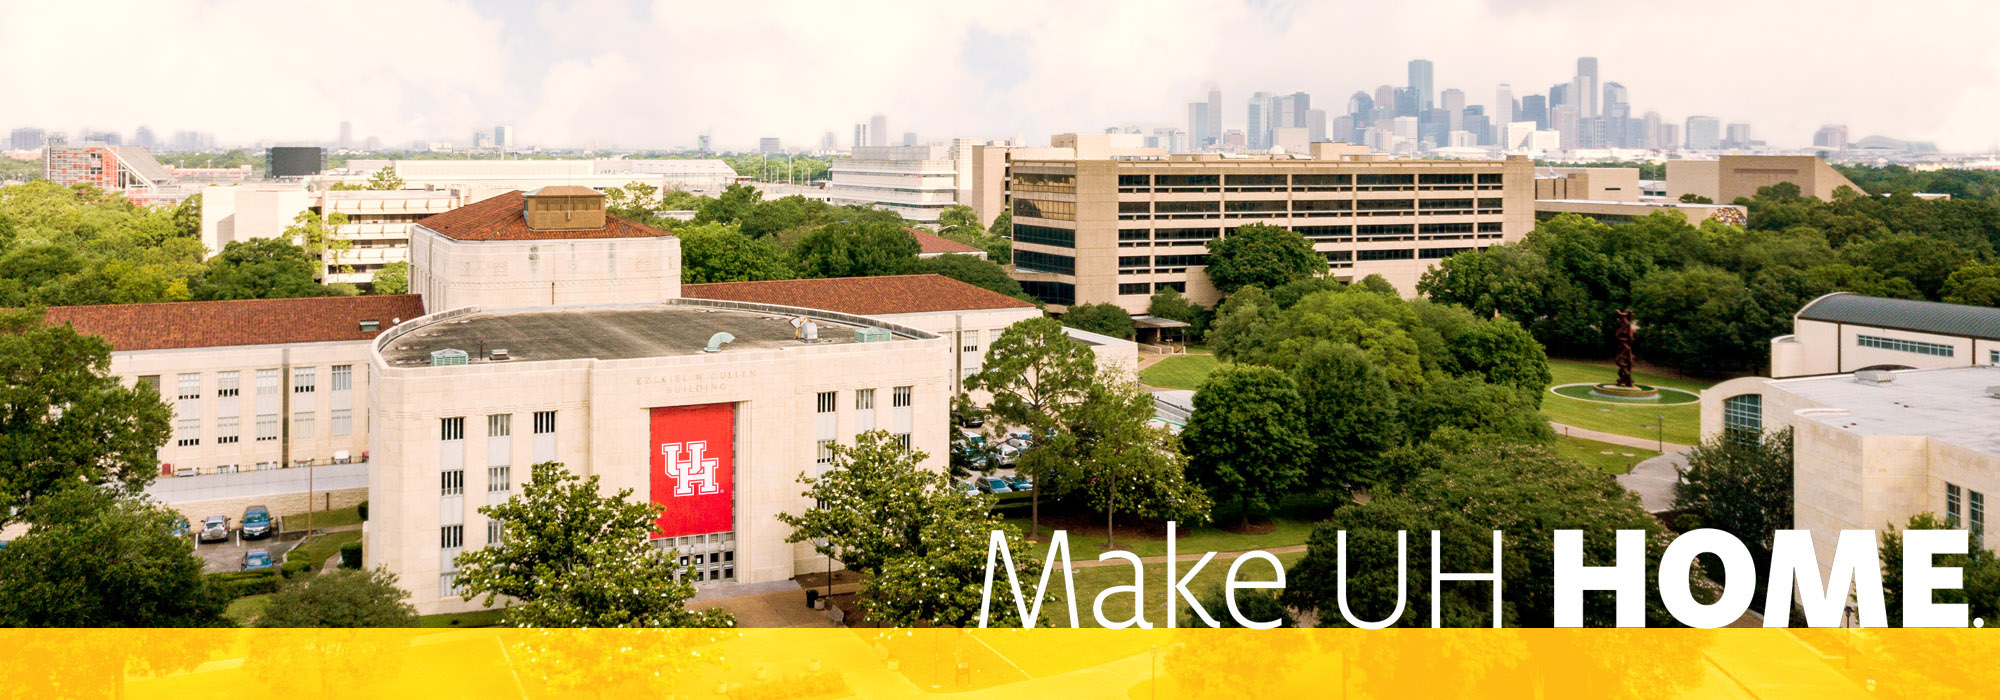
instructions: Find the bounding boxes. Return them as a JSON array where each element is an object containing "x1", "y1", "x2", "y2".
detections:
[{"x1": 189, "y1": 529, "x2": 292, "y2": 573}]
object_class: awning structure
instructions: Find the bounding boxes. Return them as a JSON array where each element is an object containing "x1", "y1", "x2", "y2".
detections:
[{"x1": 1131, "y1": 315, "x2": 1192, "y2": 347}]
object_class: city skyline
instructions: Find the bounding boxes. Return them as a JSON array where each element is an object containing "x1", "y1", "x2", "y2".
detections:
[{"x1": 5, "y1": 1, "x2": 2000, "y2": 151}]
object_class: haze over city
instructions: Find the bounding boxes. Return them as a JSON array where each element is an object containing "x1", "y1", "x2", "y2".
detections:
[{"x1": 6, "y1": 0, "x2": 2000, "y2": 151}]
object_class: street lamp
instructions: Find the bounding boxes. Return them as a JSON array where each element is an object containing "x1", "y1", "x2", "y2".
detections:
[{"x1": 1656, "y1": 414, "x2": 1665, "y2": 452}]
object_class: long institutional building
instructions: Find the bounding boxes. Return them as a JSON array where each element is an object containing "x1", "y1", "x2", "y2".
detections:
[
  {"x1": 985, "y1": 140, "x2": 1536, "y2": 310},
  {"x1": 1701, "y1": 294, "x2": 2000, "y2": 592},
  {"x1": 37, "y1": 187, "x2": 1134, "y2": 614}
]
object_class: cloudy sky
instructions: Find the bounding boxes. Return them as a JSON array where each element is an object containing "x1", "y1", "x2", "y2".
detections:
[{"x1": 5, "y1": 0, "x2": 1998, "y2": 151}]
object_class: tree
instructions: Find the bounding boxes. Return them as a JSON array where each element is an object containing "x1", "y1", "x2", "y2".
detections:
[
  {"x1": 0, "y1": 309, "x2": 172, "y2": 523},
  {"x1": 370, "y1": 260, "x2": 410, "y2": 294},
  {"x1": 1840, "y1": 235, "x2": 1973, "y2": 300},
  {"x1": 1673, "y1": 428, "x2": 1794, "y2": 582},
  {"x1": 677, "y1": 222, "x2": 793, "y2": 283},
  {"x1": 1180, "y1": 365, "x2": 1313, "y2": 528},
  {"x1": 1449, "y1": 317, "x2": 1554, "y2": 401},
  {"x1": 1679, "y1": 193, "x2": 1714, "y2": 204},
  {"x1": 936, "y1": 204, "x2": 980, "y2": 238},
  {"x1": 453, "y1": 462, "x2": 735, "y2": 628},
  {"x1": 1943, "y1": 262, "x2": 2000, "y2": 306},
  {"x1": 1203, "y1": 224, "x2": 1324, "y2": 294},
  {"x1": 1147, "y1": 286, "x2": 1206, "y2": 336},
  {"x1": 255, "y1": 568, "x2": 419, "y2": 628},
  {"x1": 1061, "y1": 302, "x2": 1133, "y2": 338},
  {"x1": 0, "y1": 484, "x2": 228, "y2": 627},
  {"x1": 169, "y1": 192, "x2": 202, "y2": 239},
  {"x1": 192, "y1": 237, "x2": 331, "y2": 300},
  {"x1": 913, "y1": 253, "x2": 1029, "y2": 300},
  {"x1": 966, "y1": 317, "x2": 1098, "y2": 536},
  {"x1": 986, "y1": 209, "x2": 1012, "y2": 239},
  {"x1": 1880, "y1": 512, "x2": 2000, "y2": 628},
  {"x1": 283, "y1": 209, "x2": 352, "y2": 263},
  {"x1": 778, "y1": 431, "x2": 1037, "y2": 626},
  {"x1": 364, "y1": 165, "x2": 405, "y2": 190},
  {"x1": 1051, "y1": 380, "x2": 1211, "y2": 548},
  {"x1": 1289, "y1": 343, "x2": 1401, "y2": 495},
  {"x1": 695, "y1": 183, "x2": 763, "y2": 227},
  {"x1": 1399, "y1": 375, "x2": 1554, "y2": 447},
  {"x1": 1205, "y1": 286, "x2": 1281, "y2": 363},
  {"x1": 1630, "y1": 266, "x2": 1761, "y2": 374},
  {"x1": 789, "y1": 220, "x2": 920, "y2": 278}
]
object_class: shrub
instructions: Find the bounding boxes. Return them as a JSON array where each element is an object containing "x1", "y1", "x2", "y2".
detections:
[
  {"x1": 280, "y1": 559, "x2": 314, "y2": 579},
  {"x1": 356, "y1": 500, "x2": 369, "y2": 522},
  {"x1": 339, "y1": 541, "x2": 363, "y2": 569},
  {"x1": 210, "y1": 570, "x2": 282, "y2": 598}
]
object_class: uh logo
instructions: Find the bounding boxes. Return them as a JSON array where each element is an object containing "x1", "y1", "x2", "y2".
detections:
[{"x1": 660, "y1": 441, "x2": 722, "y2": 497}]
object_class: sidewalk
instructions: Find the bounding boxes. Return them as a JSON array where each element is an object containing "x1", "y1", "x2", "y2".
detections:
[{"x1": 1550, "y1": 421, "x2": 1691, "y2": 453}]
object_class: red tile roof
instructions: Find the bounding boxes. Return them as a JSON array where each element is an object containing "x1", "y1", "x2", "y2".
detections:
[
  {"x1": 909, "y1": 229, "x2": 985, "y2": 255},
  {"x1": 42, "y1": 295, "x2": 426, "y2": 352},
  {"x1": 682, "y1": 275, "x2": 1035, "y2": 316},
  {"x1": 416, "y1": 190, "x2": 672, "y2": 242}
]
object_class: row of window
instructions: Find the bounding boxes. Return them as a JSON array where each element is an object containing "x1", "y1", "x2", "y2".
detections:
[
  {"x1": 1012, "y1": 198, "x2": 1075, "y2": 221},
  {"x1": 440, "y1": 411, "x2": 558, "y2": 441},
  {"x1": 1014, "y1": 250, "x2": 1076, "y2": 275},
  {"x1": 1118, "y1": 281, "x2": 1189, "y2": 296},
  {"x1": 1116, "y1": 173, "x2": 1504, "y2": 187},
  {"x1": 153, "y1": 366, "x2": 353, "y2": 401},
  {"x1": 814, "y1": 387, "x2": 916, "y2": 464},
  {"x1": 1857, "y1": 334, "x2": 1955, "y2": 358},
  {"x1": 1015, "y1": 224, "x2": 1076, "y2": 248},
  {"x1": 171, "y1": 409, "x2": 353, "y2": 447},
  {"x1": 1947, "y1": 483, "x2": 1987, "y2": 535}
]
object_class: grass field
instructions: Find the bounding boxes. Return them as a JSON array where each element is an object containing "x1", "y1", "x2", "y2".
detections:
[
  {"x1": 285, "y1": 530, "x2": 362, "y2": 571},
  {"x1": 1554, "y1": 435, "x2": 1659, "y2": 475},
  {"x1": 1540, "y1": 359, "x2": 1713, "y2": 447},
  {"x1": 1138, "y1": 354, "x2": 1223, "y2": 390},
  {"x1": 223, "y1": 594, "x2": 271, "y2": 626},
  {"x1": 1050, "y1": 551, "x2": 1306, "y2": 628}
]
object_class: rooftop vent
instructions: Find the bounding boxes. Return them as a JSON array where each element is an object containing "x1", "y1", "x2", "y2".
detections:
[
  {"x1": 1855, "y1": 370, "x2": 1896, "y2": 385},
  {"x1": 359, "y1": 320, "x2": 380, "y2": 332},
  {"x1": 489, "y1": 348, "x2": 509, "y2": 361},
  {"x1": 430, "y1": 348, "x2": 468, "y2": 367},
  {"x1": 855, "y1": 327, "x2": 892, "y2": 343},
  {"x1": 522, "y1": 186, "x2": 606, "y2": 232},
  {"x1": 704, "y1": 332, "x2": 736, "y2": 353}
]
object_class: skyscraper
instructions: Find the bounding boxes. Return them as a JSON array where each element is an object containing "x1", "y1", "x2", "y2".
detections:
[
  {"x1": 9, "y1": 127, "x2": 44, "y2": 150},
  {"x1": 1684, "y1": 116, "x2": 1721, "y2": 150},
  {"x1": 869, "y1": 114, "x2": 888, "y2": 147},
  {"x1": 1549, "y1": 83, "x2": 1569, "y2": 110},
  {"x1": 494, "y1": 125, "x2": 515, "y2": 151},
  {"x1": 853, "y1": 124, "x2": 867, "y2": 151},
  {"x1": 1206, "y1": 87, "x2": 1223, "y2": 147},
  {"x1": 1494, "y1": 84, "x2": 1514, "y2": 137},
  {"x1": 1439, "y1": 88, "x2": 1465, "y2": 132},
  {"x1": 1188, "y1": 102, "x2": 1209, "y2": 150},
  {"x1": 1813, "y1": 124, "x2": 1849, "y2": 152},
  {"x1": 134, "y1": 126, "x2": 156, "y2": 149},
  {"x1": 1374, "y1": 85, "x2": 1397, "y2": 119},
  {"x1": 1575, "y1": 57, "x2": 1600, "y2": 119},
  {"x1": 1521, "y1": 95, "x2": 1548, "y2": 130},
  {"x1": 1408, "y1": 59, "x2": 1434, "y2": 114},
  {"x1": 338, "y1": 121, "x2": 352, "y2": 149},
  {"x1": 1346, "y1": 91, "x2": 1374, "y2": 121},
  {"x1": 1725, "y1": 123, "x2": 1752, "y2": 148},
  {"x1": 1553, "y1": 106, "x2": 1580, "y2": 150},
  {"x1": 1247, "y1": 91, "x2": 1273, "y2": 149},
  {"x1": 1641, "y1": 112, "x2": 1662, "y2": 150}
]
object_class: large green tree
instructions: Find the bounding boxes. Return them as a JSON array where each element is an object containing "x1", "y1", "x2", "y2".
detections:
[
  {"x1": 1061, "y1": 302, "x2": 1133, "y2": 338},
  {"x1": 255, "y1": 568, "x2": 419, "y2": 628},
  {"x1": 192, "y1": 237, "x2": 332, "y2": 300},
  {"x1": 453, "y1": 461, "x2": 735, "y2": 628},
  {"x1": 1202, "y1": 224, "x2": 1325, "y2": 294},
  {"x1": 0, "y1": 309, "x2": 172, "y2": 523},
  {"x1": 1674, "y1": 428, "x2": 1794, "y2": 581},
  {"x1": 789, "y1": 220, "x2": 920, "y2": 278},
  {"x1": 1047, "y1": 380, "x2": 1211, "y2": 548},
  {"x1": 966, "y1": 317, "x2": 1098, "y2": 535},
  {"x1": 369, "y1": 260, "x2": 410, "y2": 295},
  {"x1": 1180, "y1": 365, "x2": 1314, "y2": 528},
  {"x1": 0, "y1": 484, "x2": 228, "y2": 627},
  {"x1": 1289, "y1": 343, "x2": 1402, "y2": 495},
  {"x1": 677, "y1": 222, "x2": 794, "y2": 283}
]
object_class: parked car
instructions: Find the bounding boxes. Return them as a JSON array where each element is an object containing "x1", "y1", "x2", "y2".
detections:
[
  {"x1": 240, "y1": 551, "x2": 274, "y2": 571},
  {"x1": 977, "y1": 476, "x2": 1013, "y2": 494},
  {"x1": 957, "y1": 480, "x2": 982, "y2": 497},
  {"x1": 169, "y1": 517, "x2": 190, "y2": 538},
  {"x1": 198, "y1": 515, "x2": 230, "y2": 543},
  {"x1": 1006, "y1": 475, "x2": 1034, "y2": 492},
  {"x1": 240, "y1": 505, "x2": 273, "y2": 539}
]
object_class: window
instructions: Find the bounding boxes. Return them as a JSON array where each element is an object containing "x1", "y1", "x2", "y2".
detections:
[
  {"x1": 533, "y1": 411, "x2": 556, "y2": 435},
  {"x1": 218, "y1": 416, "x2": 239, "y2": 444},
  {"x1": 1155, "y1": 174, "x2": 1219, "y2": 188},
  {"x1": 441, "y1": 525, "x2": 464, "y2": 549},
  {"x1": 1012, "y1": 198, "x2": 1075, "y2": 221},
  {"x1": 293, "y1": 367, "x2": 315, "y2": 393},
  {"x1": 1118, "y1": 174, "x2": 1150, "y2": 187},
  {"x1": 441, "y1": 417, "x2": 465, "y2": 441},
  {"x1": 1478, "y1": 221, "x2": 1504, "y2": 233},
  {"x1": 816, "y1": 439, "x2": 836, "y2": 466},
  {"x1": 1356, "y1": 174, "x2": 1415, "y2": 187},
  {"x1": 1155, "y1": 227, "x2": 1220, "y2": 242},
  {"x1": 1120, "y1": 255, "x2": 1151, "y2": 270},
  {"x1": 1356, "y1": 249, "x2": 1416, "y2": 261},
  {"x1": 1119, "y1": 201, "x2": 1150, "y2": 214},
  {"x1": 894, "y1": 433, "x2": 912, "y2": 449},
  {"x1": 1296, "y1": 225, "x2": 1350, "y2": 240},
  {"x1": 893, "y1": 386, "x2": 912, "y2": 408},
  {"x1": 1154, "y1": 254, "x2": 1207, "y2": 268},
  {"x1": 175, "y1": 418, "x2": 199, "y2": 447},
  {"x1": 440, "y1": 573, "x2": 459, "y2": 597},
  {"x1": 1974, "y1": 491, "x2": 1987, "y2": 537},
  {"x1": 1154, "y1": 281, "x2": 1187, "y2": 293},
  {"x1": 330, "y1": 409, "x2": 352, "y2": 437},
  {"x1": 1948, "y1": 484, "x2": 1964, "y2": 528},
  {"x1": 257, "y1": 369, "x2": 279, "y2": 396},
  {"x1": 441, "y1": 469, "x2": 464, "y2": 496},
  {"x1": 1013, "y1": 172, "x2": 1075, "y2": 192},
  {"x1": 177, "y1": 373, "x2": 200, "y2": 400},
  {"x1": 217, "y1": 371, "x2": 239, "y2": 398},
  {"x1": 962, "y1": 333, "x2": 979, "y2": 354},
  {"x1": 1227, "y1": 174, "x2": 1286, "y2": 188},
  {"x1": 1857, "y1": 335, "x2": 1954, "y2": 358},
  {"x1": 1224, "y1": 200, "x2": 1287, "y2": 214},
  {"x1": 1294, "y1": 174, "x2": 1352, "y2": 188},
  {"x1": 1119, "y1": 283, "x2": 1151, "y2": 295},
  {"x1": 1020, "y1": 281, "x2": 1075, "y2": 306},
  {"x1": 1119, "y1": 228, "x2": 1150, "y2": 242},
  {"x1": 855, "y1": 389, "x2": 875, "y2": 411},
  {"x1": 293, "y1": 411, "x2": 314, "y2": 438},
  {"x1": 1990, "y1": 349, "x2": 1998, "y2": 365},
  {"x1": 1419, "y1": 173, "x2": 1475, "y2": 185},
  {"x1": 1013, "y1": 250, "x2": 1076, "y2": 275},
  {"x1": 1155, "y1": 200, "x2": 1220, "y2": 214},
  {"x1": 489, "y1": 465, "x2": 511, "y2": 493},
  {"x1": 137, "y1": 375, "x2": 160, "y2": 393},
  {"x1": 817, "y1": 391, "x2": 837, "y2": 414},
  {"x1": 487, "y1": 519, "x2": 504, "y2": 545},
  {"x1": 331, "y1": 365, "x2": 352, "y2": 392},
  {"x1": 1722, "y1": 394, "x2": 1762, "y2": 443},
  {"x1": 1420, "y1": 247, "x2": 1475, "y2": 259},
  {"x1": 256, "y1": 414, "x2": 278, "y2": 441},
  {"x1": 1420, "y1": 223, "x2": 1476, "y2": 235},
  {"x1": 487, "y1": 414, "x2": 511, "y2": 437},
  {"x1": 1293, "y1": 199, "x2": 1351, "y2": 212},
  {"x1": 1014, "y1": 224, "x2": 1076, "y2": 248}
]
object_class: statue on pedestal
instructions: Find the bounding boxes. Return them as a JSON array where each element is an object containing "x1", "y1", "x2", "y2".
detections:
[{"x1": 1612, "y1": 309, "x2": 1637, "y2": 388}]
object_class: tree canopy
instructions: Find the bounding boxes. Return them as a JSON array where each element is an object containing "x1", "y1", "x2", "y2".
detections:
[
  {"x1": 0, "y1": 484, "x2": 227, "y2": 627},
  {"x1": 255, "y1": 568, "x2": 419, "y2": 628},
  {"x1": 1203, "y1": 224, "x2": 1325, "y2": 294},
  {"x1": 1180, "y1": 365, "x2": 1313, "y2": 527},
  {"x1": 0, "y1": 309, "x2": 172, "y2": 523}
]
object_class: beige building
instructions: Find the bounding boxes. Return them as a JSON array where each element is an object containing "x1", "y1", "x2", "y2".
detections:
[
  {"x1": 1665, "y1": 155, "x2": 1862, "y2": 204},
  {"x1": 1700, "y1": 367, "x2": 2000, "y2": 580},
  {"x1": 1532, "y1": 167, "x2": 1747, "y2": 226},
  {"x1": 1770, "y1": 293, "x2": 2000, "y2": 378},
  {"x1": 316, "y1": 158, "x2": 739, "y2": 202},
  {"x1": 201, "y1": 184, "x2": 463, "y2": 286},
  {"x1": 406, "y1": 187, "x2": 684, "y2": 310},
  {"x1": 966, "y1": 133, "x2": 1164, "y2": 228},
  {"x1": 995, "y1": 142, "x2": 1535, "y2": 311}
]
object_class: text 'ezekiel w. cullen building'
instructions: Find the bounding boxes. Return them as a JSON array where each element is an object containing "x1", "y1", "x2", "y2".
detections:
[{"x1": 984, "y1": 137, "x2": 1535, "y2": 311}]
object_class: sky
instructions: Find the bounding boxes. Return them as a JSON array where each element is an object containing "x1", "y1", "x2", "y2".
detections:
[{"x1": 4, "y1": 0, "x2": 1999, "y2": 152}]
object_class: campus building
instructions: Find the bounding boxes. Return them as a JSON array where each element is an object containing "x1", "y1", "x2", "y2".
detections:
[
  {"x1": 1700, "y1": 367, "x2": 2000, "y2": 582},
  {"x1": 996, "y1": 142, "x2": 1535, "y2": 311},
  {"x1": 826, "y1": 142, "x2": 989, "y2": 224},
  {"x1": 41, "y1": 186, "x2": 1094, "y2": 613},
  {"x1": 202, "y1": 184, "x2": 464, "y2": 286},
  {"x1": 1664, "y1": 155, "x2": 1862, "y2": 204},
  {"x1": 1769, "y1": 293, "x2": 2000, "y2": 378},
  {"x1": 42, "y1": 139, "x2": 188, "y2": 205},
  {"x1": 1533, "y1": 167, "x2": 1747, "y2": 226},
  {"x1": 311, "y1": 158, "x2": 740, "y2": 203}
]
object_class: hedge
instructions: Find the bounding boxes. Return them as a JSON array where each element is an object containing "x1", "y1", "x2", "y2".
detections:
[
  {"x1": 210, "y1": 570, "x2": 282, "y2": 598},
  {"x1": 339, "y1": 541, "x2": 362, "y2": 569}
]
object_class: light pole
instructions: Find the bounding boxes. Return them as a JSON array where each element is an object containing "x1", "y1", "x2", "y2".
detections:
[{"x1": 1656, "y1": 414, "x2": 1665, "y2": 452}]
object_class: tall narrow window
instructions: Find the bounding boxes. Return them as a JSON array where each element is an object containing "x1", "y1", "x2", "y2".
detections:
[
  {"x1": 175, "y1": 418, "x2": 199, "y2": 447},
  {"x1": 216, "y1": 371, "x2": 239, "y2": 398},
  {"x1": 293, "y1": 367, "x2": 315, "y2": 393},
  {"x1": 330, "y1": 365, "x2": 352, "y2": 392},
  {"x1": 855, "y1": 389, "x2": 876, "y2": 432},
  {"x1": 257, "y1": 369, "x2": 279, "y2": 395},
  {"x1": 256, "y1": 414, "x2": 278, "y2": 441},
  {"x1": 441, "y1": 525, "x2": 464, "y2": 549},
  {"x1": 486, "y1": 519, "x2": 504, "y2": 545},
  {"x1": 177, "y1": 373, "x2": 200, "y2": 400},
  {"x1": 533, "y1": 411, "x2": 555, "y2": 435},
  {"x1": 293, "y1": 410, "x2": 314, "y2": 439},
  {"x1": 217, "y1": 416, "x2": 239, "y2": 444},
  {"x1": 1974, "y1": 491, "x2": 1987, "y2": 538},
  {"x1": 330, "y1": 409, "x2": 352, "y2": 437},
  {"x1": 441, "y1": 417, "x2": 465, "y2": 441},
  {"x1": 1948, "y1": 483, "x2": 1964, "y2": 528},
  {"x1": 893, "y1": 386, "x2": 912, "y2": 408},
  {"x1": 441, "y1": 469, "x2": 464, "y2": 496},
  {"x1": 488, "y1": 414, "x2": 511, "y2": 438},
  {"x1": 817, "y1": 391, "x2": 837, "y2": 414},
  {"x1": 488, "y1": 465, "x2": 511, "y2": 493},
  {"x1": 1721, "y1": 394, "x2": 1762, "y2": 444}
]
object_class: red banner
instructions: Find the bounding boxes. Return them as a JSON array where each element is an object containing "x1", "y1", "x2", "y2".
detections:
[{"x1": 648, "y1": 403, "x2": 735, "y2": 539}]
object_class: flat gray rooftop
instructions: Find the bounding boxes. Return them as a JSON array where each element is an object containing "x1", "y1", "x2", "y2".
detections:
[
  {"x1": 1778, "y1": 366, "x2": 2000, "y2": 456},
  {"x1": 382, "y1": 305, "x2": 884, "y2": 366}
]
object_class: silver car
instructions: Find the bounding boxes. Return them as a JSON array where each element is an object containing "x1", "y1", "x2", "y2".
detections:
[{"x1": 198, "y1": 515, "x2": 230, "y2": 543}]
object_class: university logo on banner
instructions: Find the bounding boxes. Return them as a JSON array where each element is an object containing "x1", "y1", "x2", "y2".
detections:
[{"x1": 648, "y1": 403, "x2": 735, "y2": 539}]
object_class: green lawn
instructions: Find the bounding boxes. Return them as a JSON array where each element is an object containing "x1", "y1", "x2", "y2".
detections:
[
  {"x1": 285, "y1": 530, "x2": 362, "y2": 570},
  {"x1": 1540, "y1": 359, "x2": 1713, "y2": 447},
  {"x1": 1048, "y1": 551, "x2": 1305, "y2": 628},
  {"x1": 417, "y1": 608, "x2": 508, "y2": 628},
  {"x1": 1555, "y1": 435, "x2": 1659, "y2": 475},
  {"x1": 223, "y1": 594, "x2": 271, "y2": 626},
  {"x1": 1139, "y1": 355, "x2": 1223, "y2": 390}
]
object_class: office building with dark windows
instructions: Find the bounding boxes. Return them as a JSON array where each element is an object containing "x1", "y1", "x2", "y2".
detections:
[{"x1": 1001, "y1": 141, "x2": 1534, "y2": 311}]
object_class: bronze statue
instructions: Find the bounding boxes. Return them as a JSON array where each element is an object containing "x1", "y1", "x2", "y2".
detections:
[{"x1": 1612, "y1": 309, "x2": 1636, "y2": 388}]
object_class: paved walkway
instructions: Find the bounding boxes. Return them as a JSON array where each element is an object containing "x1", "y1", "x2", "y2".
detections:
[
  {"x1": 1549, "y1": 421, "x2": 1691, "y2": 453},
  {"x1": 1620, "y1": 450, "x2": 1688, "y2": 514}
]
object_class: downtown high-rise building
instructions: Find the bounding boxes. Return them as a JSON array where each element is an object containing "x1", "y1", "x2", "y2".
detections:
[
  {"x1": 1494, "y1": 84, "x2": 1514, "y2": 138},
  {"x1": 1247, "y1": 91, "x2": 1273, "y2": 149},
  {"x1": 1520, "y1": 94, "x2": 1548, "y2": 130},
  {"x1": 852, "y1": 123, "x2": 868, "y2": 151},
  {"x1": 1684, "y1": 116, "x2": 1721, "y2": 150},
  {"x1": 1813, "y1": 124, "x2": 1849, "y2": 153},
  {"x1": 1725, "y1": 123, "x2": 1752, "y2": 149},
  {"x1": 10, "y1": 127, "x2": 45, "y2": 150},
  {"x1": 339, "y1": 121, "x2": 352, "y2": 149},
  {"x1": 1206, "y1": 87, "x2": 1223, "y2": 147},
  {"x1": 1408, "y1": 59, "x2": 1434, "y2": 114},
  {"x1": 1440, "y1": 88, "x2": 1465, "y2": 133},
  {"x1": 494, "y1": 125, "x2": 515, "y2": 151},
  {"x1": 1187, "y1": 102, "x2": 1208, "y2": 150},
  {"x1": 1574, "y1": 57, "x2": 1599, "y2": 119},
  {"x1": 869, "y1": 114, "x2": 888, "y2": 147}
]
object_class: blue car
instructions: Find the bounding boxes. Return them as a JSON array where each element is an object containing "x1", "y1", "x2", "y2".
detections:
[
  {"x1": 1006, "y1": 475, "x2": 1034, "y2": 492},
  {"x1": 240, "y1": 506, "x2": 273, "y2": 540},
  {"x1": 978, "y1": 476, "x2": 1013, "y2": 494},
  {"x1": 241, "y1": 551, "x2": 274, "y2": 571}
]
